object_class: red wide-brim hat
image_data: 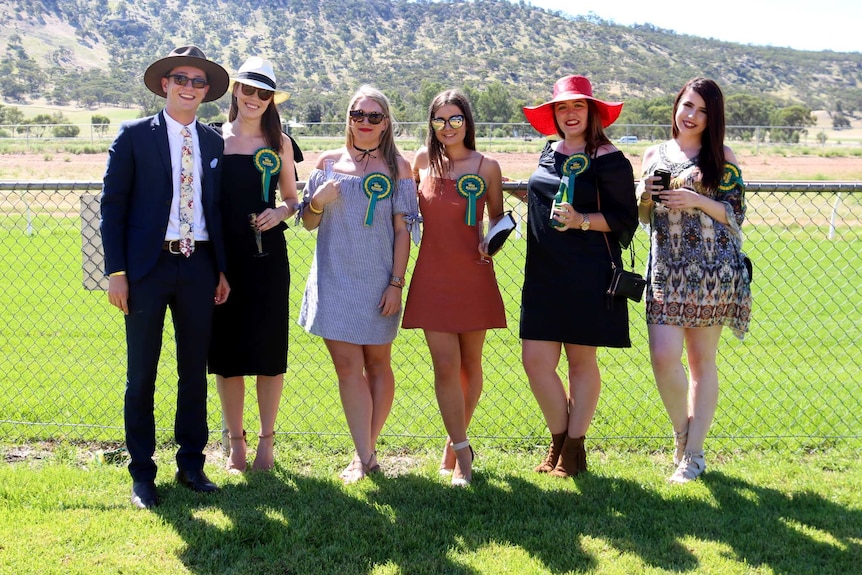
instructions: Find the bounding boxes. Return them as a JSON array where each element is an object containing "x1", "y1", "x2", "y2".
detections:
[{"x1": 523, "y1": 75, "x2": 623, "y2": 136}]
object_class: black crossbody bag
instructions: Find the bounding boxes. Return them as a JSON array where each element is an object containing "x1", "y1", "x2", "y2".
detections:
[{"x1": 596, "y1": 172, "x2": 645, "y2": 306}]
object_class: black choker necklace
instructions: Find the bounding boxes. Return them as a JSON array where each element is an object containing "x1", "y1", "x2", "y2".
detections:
[{"x1": 354, "y1": 145, "x2": 379, "y2": 164}]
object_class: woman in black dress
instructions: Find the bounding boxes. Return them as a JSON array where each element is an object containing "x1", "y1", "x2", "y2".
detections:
[
  {"x1": 520, "y1": 75, "x2": 638, "y2": 477},
  {"x1": 209, "y1": 57, "x2": 299, "y2": 473}
]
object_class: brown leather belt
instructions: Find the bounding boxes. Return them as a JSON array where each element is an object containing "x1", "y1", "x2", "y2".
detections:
[{"x1": 162, "y1": 240, "x2": 209, "y2": 254}]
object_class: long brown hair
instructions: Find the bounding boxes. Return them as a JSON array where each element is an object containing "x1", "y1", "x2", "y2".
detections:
[
  {"x1": 553, "y1": 101, "x2": 611, "y2": 156},
  {"x1": 344, "y1": 85, "x2": 401, "y2": 183},
  {"x1": 672, "y1": 77, "x2": 726, "y2": 191},
  {"x1": 228, "y1": 83, "x2": 283, "y2": 153},
  {"x1": 425, "y1": 89, "x2": 477, "y2": 178}
]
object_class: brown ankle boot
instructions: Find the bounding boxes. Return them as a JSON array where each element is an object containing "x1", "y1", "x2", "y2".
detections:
[
  {"x1": 549, "y1": 435, "x2": 587, "y2": 478},
  {"x1": 534, "y1": 432, "x2": 567, "y2": 473}
]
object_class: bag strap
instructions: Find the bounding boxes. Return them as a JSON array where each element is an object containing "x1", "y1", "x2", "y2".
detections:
[{"x1": 595, "y1": 163, "x2": 636, "y2": 272}]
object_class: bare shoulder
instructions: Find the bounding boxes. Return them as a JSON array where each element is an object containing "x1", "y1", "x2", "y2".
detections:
[
  {"x1": 412, "y1": 147, "x2": 430, "y2": 170},
  {"x1": 594, "y1": 143, "x2": 620, "y2": 157},
  {"x1": 396, "y1": 154, "x2": 413, "y2": 179},
  {"x1": 315, "y1": 148, "x2": 346, "y2": 169},
  {"x1": 478, "y1": 153, "x2": 502, "y2": 179},
  {"x1": 724, "y1": 145, "x2": 739, "y2": 165},
  {"x1": 642, "y1": 142, "x2": 663, "y2": 164}
]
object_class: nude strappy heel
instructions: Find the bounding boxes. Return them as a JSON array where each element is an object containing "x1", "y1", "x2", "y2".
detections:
[
  {"x1": 450, "y1": 439, "x2": 474, "y2": 487},
  {"x1": 251, "y1": 432, "x2": 275, "y2": 472},
  {"x1": 226, "y1": 430, "x2": 247, "y2": 474}
]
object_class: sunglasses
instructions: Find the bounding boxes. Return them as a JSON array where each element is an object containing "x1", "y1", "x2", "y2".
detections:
[
  {"x1": 431, "y1": 114, "x2": 465, "y2": 131},
  {"x1": 166, "y1": 74, "x2": 208, "y2": 89},
  {"x1": 349, "y1": 110, "x2": 387, "y2": 125},
  {"x1": 239, "y1": 83, "x2": 274, "y2": 101}
]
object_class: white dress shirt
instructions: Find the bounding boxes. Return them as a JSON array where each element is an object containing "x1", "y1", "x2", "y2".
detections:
[{"x1": 163, "y1": 111, "x2": 210, "y2": 241}]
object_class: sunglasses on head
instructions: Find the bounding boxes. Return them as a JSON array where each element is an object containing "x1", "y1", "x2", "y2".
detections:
[
  {"x1": 431, "y1": 114, "x2": 465, "y2": 131},
  {"x1": 239, "y1": 83, "x2": 274, "y2": 101},
  {"x1": 166, "y1": 74, "x2": 208, "y2": 89},
  {"x1": 349, "y1": 110, "x2": 387, "y2": 125}
]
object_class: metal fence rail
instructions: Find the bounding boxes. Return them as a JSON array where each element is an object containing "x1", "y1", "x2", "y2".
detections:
[{"x1": 1, "y1": 181, "x2": 860, "y2": 453}]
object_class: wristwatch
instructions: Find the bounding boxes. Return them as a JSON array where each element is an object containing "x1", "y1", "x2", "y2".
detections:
[
  {"x1": 579, "y1": 213, "x2": 591, "y2": 231},
  {"x1": 389, "y1": 275, "x2": 405, "y2": 288}
]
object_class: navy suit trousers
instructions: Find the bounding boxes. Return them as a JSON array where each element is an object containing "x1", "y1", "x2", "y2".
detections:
[{"x1": 124, "y1": 243, "x2": 217, "y2": 482}]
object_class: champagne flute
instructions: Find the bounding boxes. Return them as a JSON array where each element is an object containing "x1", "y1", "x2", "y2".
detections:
[{"x1": 248, "y1": 213, "x2": 268, "y2": 257}]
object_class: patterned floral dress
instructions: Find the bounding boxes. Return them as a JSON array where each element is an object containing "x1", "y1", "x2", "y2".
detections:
[{"x1": 641, "y1": 143, "x2": 752, "y2": 340}]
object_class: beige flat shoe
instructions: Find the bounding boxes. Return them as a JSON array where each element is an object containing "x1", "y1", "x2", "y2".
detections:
[{"x1": 669, "y1": 451, "x2": 705, "y2": 484}]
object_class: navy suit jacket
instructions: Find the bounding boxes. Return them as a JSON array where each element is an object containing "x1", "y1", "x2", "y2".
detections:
[{"x1": 100, "y1": 111, "x2": 227, "y2": 281}]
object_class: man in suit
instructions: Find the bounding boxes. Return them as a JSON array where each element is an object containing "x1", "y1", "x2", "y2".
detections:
[{"x1": 100, "y1": 46, "x2": 231, "y2": 509}]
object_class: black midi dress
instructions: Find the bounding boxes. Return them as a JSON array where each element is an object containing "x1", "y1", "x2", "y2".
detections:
[
  {"x1": 520, "y1": 142, "x2": 638, "y2": 347},
  {"x1": 209, "y1": 154, "x2": 290, "y2": 377}
]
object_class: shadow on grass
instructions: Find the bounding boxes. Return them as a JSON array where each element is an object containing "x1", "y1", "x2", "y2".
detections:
[{"x1": 152, "y1": 465, "x2": 862, "y2": 574}]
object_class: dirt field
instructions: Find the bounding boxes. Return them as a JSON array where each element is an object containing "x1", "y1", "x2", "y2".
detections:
[{"x1": 2, "y1": 150, "x2": 862, "y2": 182}]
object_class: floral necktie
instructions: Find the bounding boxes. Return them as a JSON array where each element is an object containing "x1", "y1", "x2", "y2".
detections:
[{"x1": 179, "y1": 126, "x2": 195, "y2": 257}]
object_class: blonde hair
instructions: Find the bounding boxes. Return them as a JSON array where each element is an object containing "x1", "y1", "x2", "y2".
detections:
[{"x1": 344, "y1": 85, "x2": 401, "y2": 182}]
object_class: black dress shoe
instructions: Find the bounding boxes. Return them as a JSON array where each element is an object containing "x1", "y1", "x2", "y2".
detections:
[
  {"x1": 131, "y1": 481, "x2": 159, "y2": 509},
  {"x1": 175, "y1": 468, "x2": 219, "y2": 493}
]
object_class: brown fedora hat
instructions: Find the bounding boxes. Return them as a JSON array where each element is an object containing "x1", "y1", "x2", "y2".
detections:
[{"x1": 143, "y1": 45, "x2": 229, "y2": 103}]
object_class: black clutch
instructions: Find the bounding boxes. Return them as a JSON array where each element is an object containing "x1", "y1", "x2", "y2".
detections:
[{"x1": 484, "y1": 211, "x2": 516, "y2": 256}]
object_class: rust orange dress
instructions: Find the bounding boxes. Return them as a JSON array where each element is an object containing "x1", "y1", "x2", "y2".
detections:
[{"x1": 402, "y1": 175, "x2": 506, "y2": 332}]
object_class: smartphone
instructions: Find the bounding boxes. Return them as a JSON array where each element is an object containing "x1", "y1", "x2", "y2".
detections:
[{"x1": 653, "y1": 169, "x2": 671, "y2": 202}]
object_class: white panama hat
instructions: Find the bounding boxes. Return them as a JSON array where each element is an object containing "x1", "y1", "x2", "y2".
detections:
[{"x1": 229, "y1": 57, "x2": 290, "y2": 104}]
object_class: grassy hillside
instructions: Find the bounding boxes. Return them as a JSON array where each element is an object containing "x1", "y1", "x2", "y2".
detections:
[{"x1": 1, "y1": 0, "x2": 861, "y2": 122}]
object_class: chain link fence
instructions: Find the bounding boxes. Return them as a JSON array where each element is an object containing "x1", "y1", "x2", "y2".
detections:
[{"x1": 1, "y1": 181, "x2": 860, "y2": 454}]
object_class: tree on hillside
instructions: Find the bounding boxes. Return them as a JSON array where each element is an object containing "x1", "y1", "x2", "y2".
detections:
[
  {"x1": 769, "y1": 105, "x2": 815, "y2": 143},
  {"x1": 21, "y1": 114, "x2": 54, "y2": 138},
  {"x1": 831, "y1": 112, "x2": 851, "y2": 130},
  {"x1": 2, "y1": 34, "x2": 45, "y2": 102},
  {"x1": 0, "y1": 104, "x2": 25, "y2": 126},
  {"x1": 474, "y1": 82, "x2": 514, "y2": 124},
  {"x1": 91, "y1": 115, "x2": 111, "y2": 136},
  {"x1": 197, "y1": 102, "x2": 223, "y2": 124},
  {"x1": 725, "y1": 94, "x2": 774, "y2": 141}
]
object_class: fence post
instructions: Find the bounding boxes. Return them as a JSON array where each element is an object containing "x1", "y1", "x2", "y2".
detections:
[
  {"x1": 829, "y1": 192, "x2": 842, "y2": 240},
  {"x1": 23, "y1": 190, "x2": 33, "y2": 236}
]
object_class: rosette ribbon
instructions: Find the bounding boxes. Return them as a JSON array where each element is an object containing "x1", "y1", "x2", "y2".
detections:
[
  {"x1": 456, "y1": 174, "x2": 486, "y2": 226},
  {"x1": 551, "y1": 153, "x2": 590, "y2": 228},
  {"x1": 719, "y1": 161, "x2": 746, "y2": 213},
  {"x1": 253, "y1": 148, "x2": 282, "y2": 203},
  {"x1": 362, "y1": 173, "x2": 393, "y2": 226},
  {"x1": 719, "y1": 162, "x2": 744, "y2": 192}
]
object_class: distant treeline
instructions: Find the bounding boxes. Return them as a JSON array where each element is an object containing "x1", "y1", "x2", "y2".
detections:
[{"x1": 2, "y1": 0, "x2": 861, "y2": 136}]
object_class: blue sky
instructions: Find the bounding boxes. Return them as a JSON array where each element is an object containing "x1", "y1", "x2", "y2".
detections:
[{"x1": 522, "y1": 0, "x2": 861, "y2": 53}]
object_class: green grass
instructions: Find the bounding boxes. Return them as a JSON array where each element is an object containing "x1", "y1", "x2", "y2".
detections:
[
  {"x1": 1, "y1": 445, "x2": 860, "y2": 574},
  {"x1": 0, "y1": 196, "x2": 860, "y2": 454},
  {"x1": 0, "y1": 192, "x2": 860, "y2": 573}
]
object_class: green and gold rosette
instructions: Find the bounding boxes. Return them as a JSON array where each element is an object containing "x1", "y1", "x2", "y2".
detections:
[
  {"x1": 551, "y1": 153, "x2": 590, "y2": 228},
  {"x1": 719, "y1": 162, "x2": 744, "y2": 192},
  {"x1": 559, "y1": 153, "x2": 590, "y2": 203},
  {"x1": 362, "y1": 172, "x2": 393, "y2": 226},
  {"x1": 719, "y1": 161, "x2": 745, "y2": 211},
  {"x1": 253, "y1": 148, "x2": 282, "y2": 203},
  {"x1": 456, "y1": 174, "x2": 487, "y2": 226}
]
